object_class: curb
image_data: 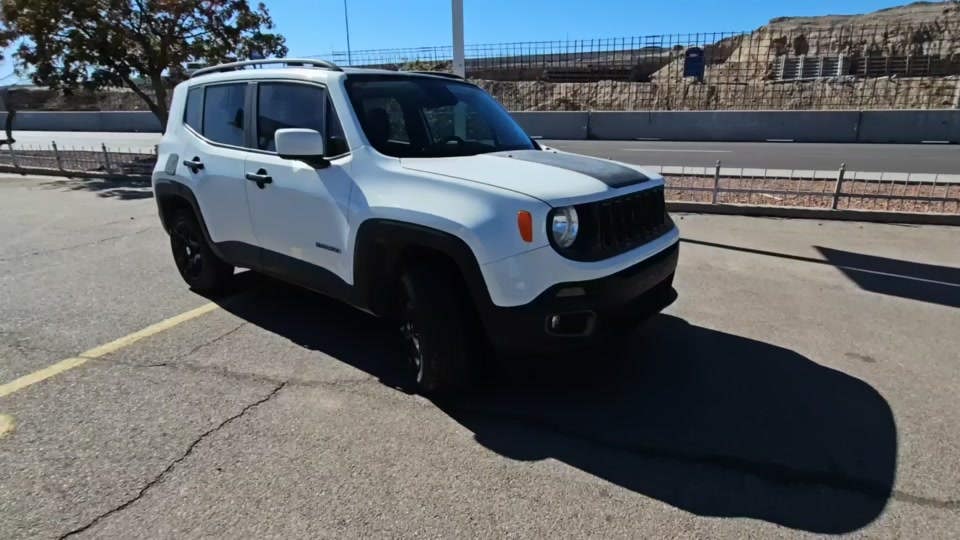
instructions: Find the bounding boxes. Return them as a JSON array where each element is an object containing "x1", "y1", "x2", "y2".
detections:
[
  {"x1": 668, "y1": 202, "x2": 960, "y2": 226},
  {"x1": 0, "y1": 164, "x2": 150, "y2": 181}
]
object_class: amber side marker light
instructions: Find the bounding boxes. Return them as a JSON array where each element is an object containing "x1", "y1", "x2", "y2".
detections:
[{"x1": 517, "y1": 211, "x2": 533, "y2": 243}]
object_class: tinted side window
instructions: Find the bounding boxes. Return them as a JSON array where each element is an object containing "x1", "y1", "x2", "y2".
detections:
[
  {"x1": 202, "y1": 84, "x2": 246, "y2": 146},
  {"x1": 257, "y1": 83, "x2": 325, "y2": 152},
  {"x1": 184, "y1": 87, "x2": 203, "y2": 132},
  {"x1": 326, "y1": 99, "x2": 349, "y2": 157}
]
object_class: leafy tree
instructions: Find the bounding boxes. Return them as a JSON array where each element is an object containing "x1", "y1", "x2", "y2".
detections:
[{"x1": 0, "y1": 1, "x2": 288, "y2": 128}]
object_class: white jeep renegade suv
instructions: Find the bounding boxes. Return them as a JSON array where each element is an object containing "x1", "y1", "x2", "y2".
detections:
[{"x1": 153, "y1": 59, "x2": 680, "y2": 392}]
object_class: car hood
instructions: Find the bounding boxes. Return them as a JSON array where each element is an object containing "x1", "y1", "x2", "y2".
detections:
[{"x1": 400, "y1": 149, "x2": 659, "y2": 206}]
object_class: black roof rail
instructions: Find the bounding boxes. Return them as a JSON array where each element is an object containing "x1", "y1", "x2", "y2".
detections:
[
  {"x1": 406, "y1": 71, "x2": 465, "y2": 80},
  {"x1": 190, "y1": 58, "x2": 342, "y2": 78}
]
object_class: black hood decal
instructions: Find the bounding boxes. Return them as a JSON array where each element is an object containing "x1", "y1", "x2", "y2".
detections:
[{"x1": 491, "y1": 149, "x2": 648, "y2": 188}]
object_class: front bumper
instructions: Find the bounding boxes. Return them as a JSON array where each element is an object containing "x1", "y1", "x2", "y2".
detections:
[{"x1": 480, "y1": 241, "x2": 679, "y2": 353}]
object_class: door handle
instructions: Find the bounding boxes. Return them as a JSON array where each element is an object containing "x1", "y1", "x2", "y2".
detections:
[
  {"x1": 245, "y1": 168, "x2": 273, "y2": 189},
  {"x1": 182, "y1": 157, "x2": 204, "y2": 173}
]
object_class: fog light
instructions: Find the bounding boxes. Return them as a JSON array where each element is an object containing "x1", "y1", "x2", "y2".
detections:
[{"x1": 546, "y1": 311, "x2": 595, "y2": 336}]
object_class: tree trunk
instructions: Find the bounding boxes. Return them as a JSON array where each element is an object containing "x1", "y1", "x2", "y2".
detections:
[
  {"x1": 122, "y1": 73, "x2": 168, "y2": 132},
  {"x1": 150, "y1": 101, "x2": 169, "y2": 133},
  {"x1": 149, "y1": 74, "x2": 170, "y2": 132}
]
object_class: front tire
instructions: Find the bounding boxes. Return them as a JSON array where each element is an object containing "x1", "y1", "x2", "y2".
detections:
[
  {"x1": 169, "y1": 210, "x2": 233, "y2": 295},
  {"x1": 399, "y1": 262, "x2": 479, "y2": 394}
]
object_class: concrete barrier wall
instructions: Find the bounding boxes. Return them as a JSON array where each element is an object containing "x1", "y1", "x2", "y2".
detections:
[
  {"x1": 0, "y1": 111, "x2": 162, "y2": 133},
  {"x1": 513, "y1": 110, "x2": 960, "y2": 143},
  {"x1": 587, "y1": 111, "x2": 863, "y2": 143},
  {"x1": 4, "y1": 109, "x2": 958, "y2": 143},
  {"x1": 511, "y1": 111, "x2": 589, "y2": 140},
  {"x1": 856, "y1": 110, "x2": 960, "y2": 143}
]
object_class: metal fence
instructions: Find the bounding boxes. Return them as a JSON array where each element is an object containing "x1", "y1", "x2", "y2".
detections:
[
  {"x1": 2, "y1": 143, "x2": 957, "y2": 217},
  {"x1": 0, "y1": 144, "x2": 156, "y2": 177},
  {"x1": 653, "y1": 163, "x2": 960, "y2": 215},
  {"x1": 318, "y1": 22, "x2": 960, "y2": 111}
]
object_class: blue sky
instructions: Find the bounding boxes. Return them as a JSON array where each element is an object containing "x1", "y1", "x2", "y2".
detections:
[
  {"x1": 0, "y1": 0, "x2": 924, "y2": 79},
  {"x1": 276, "y1": 0, "x2": 918, "y2": 56}
]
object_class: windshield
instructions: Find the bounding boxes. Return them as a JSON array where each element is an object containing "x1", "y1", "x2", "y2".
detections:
[{"x1": 345, "y1": 75, "x2": 536, "y2": 158}]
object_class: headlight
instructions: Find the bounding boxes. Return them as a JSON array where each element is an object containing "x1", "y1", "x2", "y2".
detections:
[{"x1": 550, "y1": 206, "x2": 579, "y2": 248}]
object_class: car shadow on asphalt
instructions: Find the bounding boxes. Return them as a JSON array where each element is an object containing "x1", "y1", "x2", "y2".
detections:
[
  {"x1": 815, "y1": 246, "x2": 960, "y2": 308},
  {"x1": 683, "y1": 238, "x2": 960, "y2": 309},
  {"x1": 217, "y1": 272, "x2": 896, "y2": 535},
  {"x1": 40, "y1": 176, "x2": 154, "y2": 200}
]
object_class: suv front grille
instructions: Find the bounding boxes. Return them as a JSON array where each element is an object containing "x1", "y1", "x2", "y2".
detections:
[{"x1": 554, "y1": 186, "x2": 672, "y2": 262}]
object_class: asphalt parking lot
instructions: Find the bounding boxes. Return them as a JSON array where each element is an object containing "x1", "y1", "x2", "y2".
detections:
[{"x1": 1, "y1": 173, "x2": 959, "y2": 538}]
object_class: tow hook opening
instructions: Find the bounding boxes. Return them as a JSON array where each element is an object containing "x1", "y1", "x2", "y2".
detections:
[{"x1": 546, "y1": 311, "x2": 596, "y2": 337}]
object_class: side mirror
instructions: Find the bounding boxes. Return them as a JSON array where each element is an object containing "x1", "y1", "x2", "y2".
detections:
[{"x1": 275, "y1": 128, "x2": 327, "y2": 167}]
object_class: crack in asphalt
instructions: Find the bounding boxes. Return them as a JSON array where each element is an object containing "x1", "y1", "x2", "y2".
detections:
[
  {"x1": 451, "y1": 406, "x2": 960, "y2": 512},
  {"x1": 100, "y1": 318, "x2": 378, "y2": 390},
  {"x1": 119, "y1": 357, "x2": 376, "y2": 391},
  {"x1": 0, "y1": 227, "x2": 153, "y2": 262},
  {"x1": 175, "y1": 321, "x2": 248, "y2": 360},
  {"x1": 58, "y1": 381, "x2": 287, "y2": 539},
  {"x1": 890, "y1": 489, "x2": 960, "y2": 510}
]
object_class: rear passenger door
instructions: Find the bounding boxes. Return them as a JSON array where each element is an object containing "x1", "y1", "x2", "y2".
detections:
[
  {"x1": 179, "y1": 82, "x2": 257, "y2": 265},
  {"x1": 243, "y1": 81, "x2": 355, "y2": 285}
]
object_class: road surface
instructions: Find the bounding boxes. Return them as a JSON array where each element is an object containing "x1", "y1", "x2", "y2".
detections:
[
  {"x1": 2, "y1": 172, "x2": 959, "y2": 538},
  {"x1": 544, "y1": 140, "x2": 960, "y2": 174},
  {"x1": 7, "y1": 131, "x2": 959, "y2": 173}
]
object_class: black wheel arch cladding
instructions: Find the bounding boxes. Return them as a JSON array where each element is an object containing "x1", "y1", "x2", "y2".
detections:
[{"x1": 352, "y1": 219, "x2": 494, "y2": 321}]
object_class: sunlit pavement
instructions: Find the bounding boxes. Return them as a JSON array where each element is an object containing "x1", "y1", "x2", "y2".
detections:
[{"x1": 1, "y1": 173, "x2": 959, "y2": 538}]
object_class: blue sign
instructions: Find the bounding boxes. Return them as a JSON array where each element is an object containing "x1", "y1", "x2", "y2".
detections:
[{"x1": 683, "y1": 47, "x2": 705, "y2": 81}]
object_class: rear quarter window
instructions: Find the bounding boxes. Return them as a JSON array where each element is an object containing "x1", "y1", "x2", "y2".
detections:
[{"x1": 183, "y1": 87, "x2": 203, "y2": 132}]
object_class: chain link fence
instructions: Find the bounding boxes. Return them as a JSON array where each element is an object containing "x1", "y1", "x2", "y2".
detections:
[{"x1": 318, "y1": 22, "x2": 960, "y2": 111}]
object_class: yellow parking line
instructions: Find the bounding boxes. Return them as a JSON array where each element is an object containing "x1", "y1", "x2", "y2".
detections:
[
  {"x1": 79, "y1": 303, "x2": 219, "y2": 359},
  {"x1": 0, "y1": 413, "x2": 13, "y2": 438},
  {"x1": 0, "y1": 303, "x2": 219, "y2": 399}
]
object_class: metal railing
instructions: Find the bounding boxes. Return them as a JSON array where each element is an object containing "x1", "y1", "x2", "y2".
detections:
[
  {"x1": 0, "y1": 143, "x2": 156, "y2": 177},
  {"x1": 655, "y1": 162, "x2": 960, "y2": 215},
  {"x1": 1, "y1": 144, "x2": 957, "y2": 216},
  {"x1": 314, "y1": 21, "x2": 960, "y2": 111}
]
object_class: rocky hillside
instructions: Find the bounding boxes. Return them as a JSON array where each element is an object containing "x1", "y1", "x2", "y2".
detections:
[
  {"x1": 752, "y1": 1, "x2": 960, "y2": 58},
  {"x1": 653, "y1": 1, "x2": 960, "y2": 83}
]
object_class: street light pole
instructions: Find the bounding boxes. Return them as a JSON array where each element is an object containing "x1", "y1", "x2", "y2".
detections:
[
  {"x1": 451, "y1": 0, "x2": 466, "y2": 138},
  {"x1": 451, "y1": 0, "x2": 465, "y2": 77},
  {"x1": 343, "y1": 0, "x2": 353, "y2": 65}
]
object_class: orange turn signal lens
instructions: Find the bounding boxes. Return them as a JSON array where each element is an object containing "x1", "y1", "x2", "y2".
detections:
[{"x1": 517, "y1": 211, "x2": 533, "y2": 243}]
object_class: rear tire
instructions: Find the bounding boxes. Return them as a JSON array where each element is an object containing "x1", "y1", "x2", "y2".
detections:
[
  {"x1": 399, "y1": 262, "x2": 479, "y2": 394},
  {"x1": 169, "y1": 210, "x2": 234, "y2": 295}
]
